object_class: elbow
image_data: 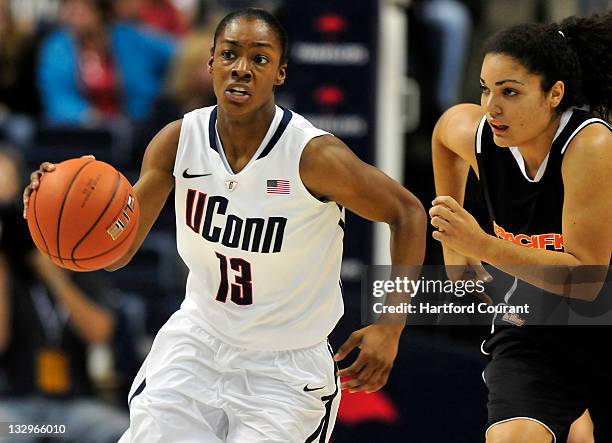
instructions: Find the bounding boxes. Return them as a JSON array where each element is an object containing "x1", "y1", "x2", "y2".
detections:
[
  {"x1": 548, "y1": 285, "x2": 602, "y2": 302},
  {"x1": 402, "y1": 193, "x2": 427, "y2": 233},
  {"x1": 548, "y1": 264, "x2": 608, "y2": 302},
  {"x1": 104, "y1": 259, "x2": 128, "y2": 273},
  {"x1": 565, "y1": 284, "x2": 604, "y2": 303},
  {"x1": 546, "y1": 277, "x2": 605, "y2": 302},
  {"x1": 105, "y1": 230, "x2": 144, "y2": 271},
  {"x1": 85, "y1": 316, "x2": 115, "y2": 344},
  {"x1": 390, "y1": 192, "x2": 428, "y2": 253},
  {"x1": 103, "y1": 248, "x2": 136, "y2": 272}
]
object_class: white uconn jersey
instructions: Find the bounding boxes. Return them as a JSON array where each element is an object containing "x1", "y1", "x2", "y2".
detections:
[{"x1": 173, "y1": 105, "x2": 345, "y2": 350}]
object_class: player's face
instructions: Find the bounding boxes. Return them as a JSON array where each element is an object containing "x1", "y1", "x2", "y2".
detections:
[
  {"x1": 208, "y1": 18, "x2": 286, "y2": 116},
  {"x1": 479, "y1": 53, "x2": 563, "y2": 148}
]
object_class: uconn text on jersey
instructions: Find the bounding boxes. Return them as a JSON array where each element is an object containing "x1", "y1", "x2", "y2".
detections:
[{"x1": 185, "y1": 189, "x2": 287, "y2": 253}]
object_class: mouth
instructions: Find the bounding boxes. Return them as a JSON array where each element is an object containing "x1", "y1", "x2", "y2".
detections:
[
  {"x1": 488, "y1": 121, "x2": 509, "y2": 135},
  {"x1": 227, "y1": 87, "x2": 250, "y2": 96},
  {"x1": 225, "y1": 86, "x2": 251, "y2": 104}
]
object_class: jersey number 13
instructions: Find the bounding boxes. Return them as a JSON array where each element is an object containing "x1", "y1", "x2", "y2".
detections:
[{"x1": 215, "y1": 252, "x2": 253, "y2": 305}]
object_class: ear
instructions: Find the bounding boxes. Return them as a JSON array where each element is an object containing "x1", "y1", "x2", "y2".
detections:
[
  {"x1": 549, "y1": 80, "x2": 564, "y2": 109},
  {"x1": 207, "y1": 56, "x2": 214, "y2": 74},
  {"x1": 274, "y1": 64, "x2": 287, "y2": 86}
]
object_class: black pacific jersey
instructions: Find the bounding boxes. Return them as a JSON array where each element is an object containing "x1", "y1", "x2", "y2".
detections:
[
  {"x1": 475, "y1": 109, "x2": 611, "y2": 330},
  {"x1": 477, "y1": 109, "x2": 610, "y2": 241}
]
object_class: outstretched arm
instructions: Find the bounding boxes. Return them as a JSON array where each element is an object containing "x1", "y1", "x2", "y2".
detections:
[
  {"x1": 300, "y1": 135, "x2": 427, "y2": 393},
  {"x1": 31, "y1": 251, "x2": 115, "y2": 343}
]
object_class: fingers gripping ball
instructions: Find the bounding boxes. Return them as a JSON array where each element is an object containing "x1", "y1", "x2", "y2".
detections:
[{"x1": 26, "y1": 158, "x2": 140, "y2": 271}]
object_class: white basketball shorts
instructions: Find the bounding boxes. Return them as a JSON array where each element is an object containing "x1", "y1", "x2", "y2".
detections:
[{"x1": 118, "y1": 309, "x2": 340, "y2": 443}]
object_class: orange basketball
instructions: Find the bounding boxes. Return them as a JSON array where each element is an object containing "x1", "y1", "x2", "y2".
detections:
[{"x1": 26, "y1": 157, "x2": 140, "y2": 271}]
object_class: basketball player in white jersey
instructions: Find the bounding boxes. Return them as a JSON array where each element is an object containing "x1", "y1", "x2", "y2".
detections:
[
  {"x1": 24, "y1": 8, "x2": 426, "y2": 442},
  {"x1": 430, "y1": 12, "x2": 611, "y2": 443}
]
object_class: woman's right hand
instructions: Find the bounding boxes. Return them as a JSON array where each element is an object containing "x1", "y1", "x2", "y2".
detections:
[{"x1": 22, "y1": 162, "x2": 56, "y2": 219}]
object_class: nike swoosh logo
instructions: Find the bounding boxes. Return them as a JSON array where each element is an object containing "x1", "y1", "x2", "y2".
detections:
[
  {"x1": 183, "y1": 169, "x2": 212, "y2": 179},
  {"x1": 303, "y1": 385, "x2": 325, "y2": 392}
]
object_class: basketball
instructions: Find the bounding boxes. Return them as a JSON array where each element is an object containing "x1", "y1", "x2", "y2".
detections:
[{"x1": 26, "y1": 157, "x2": 140, "y2": 272}]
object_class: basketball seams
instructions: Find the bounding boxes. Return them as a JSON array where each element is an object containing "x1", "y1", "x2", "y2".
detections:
[
  {"x1": 55, "y1": 159, "x2": 95, "y2": 266},
  {"x1": 45, "y1": 223, "x2": 137, "y2": 263},
  {"x1": 26, "y1": 158, "x2": 140, "y2": 271},
  {"x1": 69, "y1": 170, "x2": 121, "y2": 268}
]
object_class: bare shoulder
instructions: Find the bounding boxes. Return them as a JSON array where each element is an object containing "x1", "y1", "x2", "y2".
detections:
[
  {"x1": 562, "y1": 122, "x2": 612, "y2": 176},
  {"x1": 433, "y1": 103, "x2": 484, "y2": 162},
  {"x1": 300, "y1": 134, "x2": 366, "y2": 200},
  {"x1": 141, "y1": 119, "x2": 183, "y2": 175},
  {"x1": 301, "y1": 134, "x2": 351, "y2": 167},
  {"x1": 300, "y1": 134, "x2": 360, "y2": 182}
]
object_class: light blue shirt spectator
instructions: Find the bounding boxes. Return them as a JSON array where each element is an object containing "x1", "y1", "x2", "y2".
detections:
[{"x1": 38, "y1": 22, "x2": 176, "y2": 124}]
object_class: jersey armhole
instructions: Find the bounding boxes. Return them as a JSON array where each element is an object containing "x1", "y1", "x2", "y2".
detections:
[
  {"x1": 172, "y1": 112, "x2": 193, "y2": 178},
  {"x1": 475, "y1": 115, "x2": 487, "y2": 155},
  {"x1": 295, "y1": 131, "x2": 335, "y2": 208},
  {"x1": 560, "y1": 119, "x2": 612, "y2": 155}
]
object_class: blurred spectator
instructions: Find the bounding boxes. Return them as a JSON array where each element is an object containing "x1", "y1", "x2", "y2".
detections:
[
  {"x1": 166, "y1": 31, "x2": 215, "y2": 111},
  {"x1": 6, "y1": 0, "x2": 60, "y2": 33},
  {"x1": 138, "y1": 0, "x2": 187, "y2": 36},
  {"x1": 0, "y1": 0, "x2": 39, "y2": 148},
  {"x1": 111, "y1": 0, "x2": 139, "y2": 22},
  {"x1": 37, "y1": 0, "x2": 176, "y2": 125},
  {"x1": 408, "y1": 0, "x2": 472, "y2": 129},
  {"x1": 171, "y1": 0, "x2": 202, "y2": 29},
  {"x1": 0, "y1": 147, "x2": 129, "y2": 443},
  {"x1": 135, "y1": 29, "x2": 215, "y2": 160}
]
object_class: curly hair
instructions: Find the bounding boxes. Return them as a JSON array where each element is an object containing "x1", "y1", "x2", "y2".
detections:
[
  {"x1": 483, "y1": 11, "x2": 612, "y2": 121},
  {"x1": 211, "y1": 8, "x2": 289, "y2": 66}
]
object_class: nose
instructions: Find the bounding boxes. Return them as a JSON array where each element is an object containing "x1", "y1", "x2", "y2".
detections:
[
  {"x1": 483, "y1": 93, "x2": 502, "y2": 117},
  {"x1": 232, "y1": 57, "x2": 252, "y2": 80}
]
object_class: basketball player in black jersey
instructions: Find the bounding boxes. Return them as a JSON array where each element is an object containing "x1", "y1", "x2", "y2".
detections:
[{"x1": 430, "y1": 11, "x2": 611, "y2": 443}]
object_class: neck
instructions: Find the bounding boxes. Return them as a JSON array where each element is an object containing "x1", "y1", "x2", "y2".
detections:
[
  {"x1": 216, "y1": 100, "x2": 277, "y2": 171},
  {"x1": 517, "y1": 113, "x2": 562, "y2": 178}
]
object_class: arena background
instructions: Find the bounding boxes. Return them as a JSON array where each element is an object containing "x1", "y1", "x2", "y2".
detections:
[{"x1": 0, "y1": 0, "x2": 609, "y2": 442}]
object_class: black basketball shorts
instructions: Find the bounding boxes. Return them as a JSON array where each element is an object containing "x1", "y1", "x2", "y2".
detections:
[{"x1": 482, "y1": 328, "x2": 612, "y2": 442}]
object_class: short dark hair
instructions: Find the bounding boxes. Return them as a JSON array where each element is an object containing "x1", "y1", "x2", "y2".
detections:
[
  {"x1": 212, "y1": 8, "x2": 289, "y2": 66},
  {"x1": 483, "y1": 11, "x2": 612, "y2": 121}
]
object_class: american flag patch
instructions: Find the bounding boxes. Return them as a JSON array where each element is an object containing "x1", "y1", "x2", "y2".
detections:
[{"x1": 267, "y1": 179, "x2": 290, "y2": 194}]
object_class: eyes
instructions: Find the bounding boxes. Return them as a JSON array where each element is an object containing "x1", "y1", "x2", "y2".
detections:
[
  {"x1": 220, "y1": 50, "x2": 234, "y2": 60},
  {"x1": 480, "y1": 84, "x2": 518, "y2": 97},
  {"x1": 220, "y1": 50, "x2": 270, "y2": 65},
  {"x1": 253, "y1": 55, "x2": 269, "y2": 65}
]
